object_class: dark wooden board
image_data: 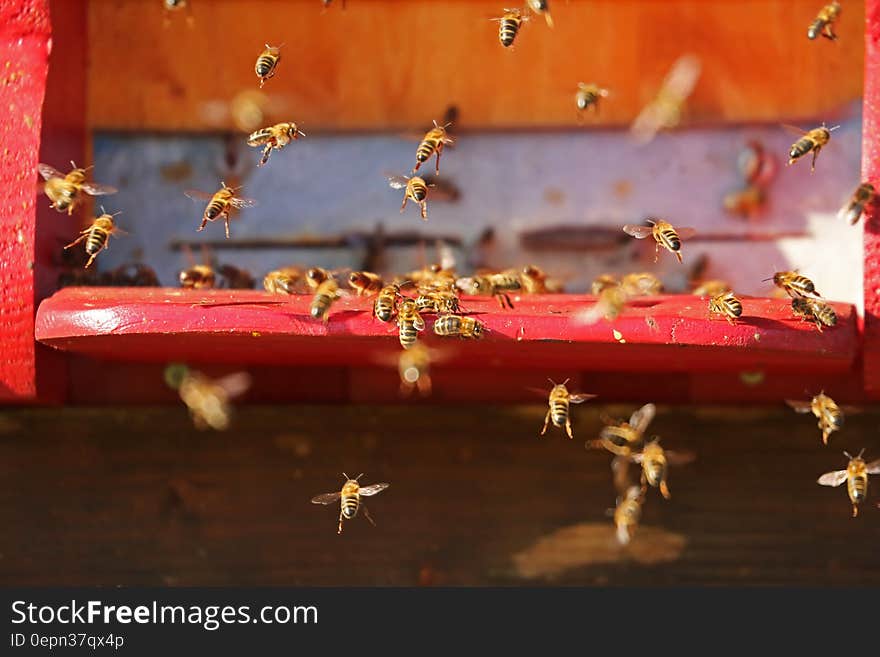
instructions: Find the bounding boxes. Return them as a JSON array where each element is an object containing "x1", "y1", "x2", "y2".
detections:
[{"x1": 0, "y1": 405, "x2": 878, "y2": 586}]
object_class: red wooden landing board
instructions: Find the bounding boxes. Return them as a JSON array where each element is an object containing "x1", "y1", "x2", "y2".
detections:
[{"x1": 35, "y1": 288, "x2": 858, "y2": 377}]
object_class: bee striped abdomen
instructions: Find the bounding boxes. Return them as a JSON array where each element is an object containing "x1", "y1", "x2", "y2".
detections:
[
  {"x1": 646, "y1": 460, "x2": 666, "y2": 487},
  {"x1": 500, "y1": 16, "x2": 521, "y2": 47},
  {"x1": 86, "y1": 227, "x2": 110, "y2": 256},
  {"x1": 790, "y1": 138, "x2": 813, "y2": 159},
  {"x1": 410, "y1": 179, "x2": 428, "y2": 201},
  {"x1": 311, "y1": 294, "x2": 332, "y2": 318},
  {"x1": 550, "y1": 400, "x2": 569, "y2": 426},
  {"x1": 658, "y1": 228, "x2": 680, "y2": 252},
  {"x1": 848, "y1": 475, "x2": 867, "y2": 504},
  {"x1": 433, "y1": 314, "x2": 462, "y2": 336},
  {"x1": 206, "y1": 197, "x2": 227, "y2": 219},
  {"x1": 341, "y1": 494, "x2": 359, "y2": 519},
  {"x1": 416, "y1": 135, "x2": 440, "y2": 164},
  {"x1": 399, "y1": 320, "x2": 420, "y2": 349},
  {"x1": 255, "y1": 55, "x2": 277, "y2": 79}
]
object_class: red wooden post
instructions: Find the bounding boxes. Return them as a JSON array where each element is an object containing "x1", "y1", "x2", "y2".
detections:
[
  {"x1": 0, "y1": 0, "x2": 51, "y2": 401},
  {"x1": 864, "y1": 0, "x2": 880, "y2": 398}
]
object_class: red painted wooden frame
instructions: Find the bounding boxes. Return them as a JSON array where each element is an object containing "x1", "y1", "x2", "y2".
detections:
[{"x1": 3, "y1": 0, "x2": 879, "y2": 403}]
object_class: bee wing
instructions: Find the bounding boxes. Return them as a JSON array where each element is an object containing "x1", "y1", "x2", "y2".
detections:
[
  {"x1": 781, "y1": 124, "x2": 808, "y2": 136},
  {"x1": 865, "y1": 459, "x2": 880, "y2": 475},
  {"x1": 630, "y1": 403, "x2": 656, "y2": 433},
  {"x1": 229, "y1": 196, "x2": 258, "y2": 209},
  {"x1": 526, "y1": 386, "x2": 550, "y2": 397},
  {"x1": 785, "y1": 399, "x2": 813, "y2": 413},
  {"x1": 574, "y1": 301, "x2": 608, "y2": 325},
  {"x1": 185, "y1": 189, "x2": 215, "y2": 202},
  {"x1": 387, "y1": 175, "x2": 409, "y2": 190},
  {"x1": 817, "y1": 470, "x2": 848, "y2": 487},
  {"x1": 676, "y1": 227, "x2": 697, "y2": 239},
  {"x1": 37, "y1": 163, "x2": 65, "y2": 180},
  {"x1": 310, "y1": 491, "x2": 342, "y2": 505},
  {"x1": 359, "y1": 482, "x2": 390, "y2": 497},
  {"x1": 215, "y1": 372, "x2": 252, "y2": 399},
  {"x1": 665, "y1": 449, "x2": 697, "y2": 466},
  {"x1": 80, "y1": 182, "x2": 118, "y2": 196},
  {"x1": 569, "y1": 393, "x2": 597, "y2": 404},
  {"x1": 622, "y1": 225, "x2": 653, "y2": 239}
]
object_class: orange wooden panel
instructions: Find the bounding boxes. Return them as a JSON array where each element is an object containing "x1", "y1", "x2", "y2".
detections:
[{"x1": 87, "y1": 0, "x2": 864, "y2": 131}]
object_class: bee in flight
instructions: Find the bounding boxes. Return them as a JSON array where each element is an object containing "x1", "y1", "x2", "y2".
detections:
[
  {"x1": 526, "y1": 0, "x2": 553, "y2": 28},
  {"x1": 413, "y1": 120, "x2": 454, "y2": 176},
  {"x1": 311, "y1": 277, "x2": 341, "y2": 323},
  {"x1": 786, "y1": 392, "x2": 844, "y2": 445},
  {"x1": 184, "y1": 182, "x2": 257, "y2": 239},
  {"x1": 614, "y1": 485, "x2": 644, "y2": 546},
  {"x1": 263, "y1": 267, "x2": 304, "y2": 295},
  {"x1": 491, "y1": 8, "x2": 529, "y2": 48},
  {"x1": 387, "y1": 174, "x2": 433, "y2": 221},
  {"x1": 396, "y1": 298, "x2": 426, "y2": 350},
  {"x1": 808, "y1": 2, "x2": 841, "y2": 40},
  {"x1": 578, "y1": 283, "x2": 629, "y2": 325},
  {"x1": 311, "y1": 474, "x2": 390, "y2": 535},
  {"x1": 38, "y1": 162, "x2": 117, "y2": 216},
  {"x1": 530, "y1": 378, "x2": 596, "y2": 440},
  {"x1": 817, "y1": 450, "x2": 880, "y2": 517},
  {"x1": 764, "y1": 270, "x2": 821, "y2": 299},
  {"x1": 247, "y1": 121, "x2": 305, "y2": 167},
  {"x1": 63, "y1": 209, "x2": 124, "y2": 268},
  {"x1": 708, "y1": 291, "x2": 743, "y2": 325},
  {"x1": 622, "y1": 218, "x2": 695, "y2": 263},
  {"x1": 630, "y1": 54, "x2": 701, "y2": 144},
  {"x1": 254, "y1": 43, "x2": 282, "y2": 88},
  {"x1": 433, "y1": 314, "x2": 486, "y2": 339},
  {"x1": 576, "y1": 83, "x2": 610, "y2": 118},
  {"x1": 589, "y1": 403, "x2": 656, "y2": 457},
  {"x1": 785, "y1": 123, "x2": 839, "y2": 172},
  {"x1": 791, "y1": 297, "x2": 837, "y2": 332},
  {"x1": 838, "y1": 182, "x2": 875, "y2": 225},
  {"x1": 631, "y1": 437, "x2": 694, "y2": 500},
  {"x1": 164, "y1": 364, "x2": 251, "y2": 431}
]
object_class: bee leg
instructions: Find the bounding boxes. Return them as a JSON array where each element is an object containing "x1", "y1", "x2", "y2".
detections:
[
  {"x1": 63, "y1": 233, "x2": 89, "y2": 250},
  {"x1": 565, "y1": 416, "x2": 573, "y2": 440},
  {"x1": 675, "y1": 250, "x2": 683, "y2": 264},
  {"x1": 362, "y1": 504, "x2": 377, "y2": 527},
  {"x1": 640, "y1": 472, "x2": 649, "y2": 496},
  {"x1": 660, "y1": 480, "x2": 671, "y2": 500},
  {"x1": 337, "y1": 512, "x2": 344, "y2": 535},
  {"x1": 852, "y1": 504, "x2": 858, "y2": 518},
  {"x1": 654, "y1": 243, "x2": 660, "y2": 263},
  {"x1": 420, "y1": 201, "x2": 428, "y2": 221},
  {"x1": 259, "y1": 145, "x2": 272, "y2": 167},
  {"x1": 400, "y1": 195, "x2": 408, "y2": 213},
  {"x1": 540, "y1": 410, "x2": 551, "y2": 436},
  {"x1": 434, "y1": 148, "x2": 442, "y2": 176},
  {"x1": 224, "y1": 217, "x2": 231, "y2": 239},
  {"x1": 84, "y1": 252, "x2": 99, "y2": 269},
  {"x1": 810, "y1": 147, "x2": 821, "y2": 172},
  {"x1": 197, "y1": 216, "x2": 208, "y2": 232}
]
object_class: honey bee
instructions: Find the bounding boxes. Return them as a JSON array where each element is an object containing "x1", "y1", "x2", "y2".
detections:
[
  {"x1": 63, "y1": 210, "x2": 124, "y2": 268},
  {"x1": 38, "y1": 162, "x2": 117, "y2": 215},
  {"x1": 433, "y1": 314, "x2": 485, "y2": 339},
  {"x1": 396, "y1": 298, "x2": 426, "y2": 350},
  {"x1": 413, "y1": 120, "x2": 455, "y2": 176},
  {"x1": 708, "y1": 291, "x2": 743, "y2": 325},
  {"x1": 374, "y1": 282, "x2": 403, "y2": 322},
  {"x1": 791, "y1": 297, "x2": 837, "y2": 332},
  {"x1": 179, "y1": 264, "x2": 216, "y2": 289},
  {"x1": 311, "y1": 277, "x2": 341, "y2": 323},
  {"x1": 415, "y1": 291, "x2": 461, "y2": 315},
  {"x1": 723, "y1": 185, "x2": 766, "y2": 218},
  {"x1": 263, "y1": 267, "x2": 303, "y2": 294},
  {"x1": 491, "y1": 8, "x2": 529, "y2": 48},
  {"x1": 589, "y1": 403, "x2": 656, "y2": 457},
  {"x1": 620, "y1": 272, "x2": 664, "y2": 296},
  {"x1": 578, "y1": 284, "x2": 629, "y2": 324},
  {"x1": 614, "y1": 485, "x2": 644, "y2": 546},
  {"x1": 576, "y1": 83, "x2": 609, "y2": 116},
  {"x1": 623, "y1": 219, "x2": 695, "y2": 263},
  {"x1": 184, "y1": 182, "x2": 257, "y2": 239},
  {"x1": 786, "y1": 123, "x2": 839, "y2": 172},
  {"x1": 164, "y1": 364, "x2": 251, "y2": 431},
  {"x1": 526, "y1": 0, "x2": 553, "y2": 27},
  {"x1": 808, "y1": 2, "x2": 841, "y2": 40},
  {"x1": 387, "y1": 174, "x2": 432, "y2": 221},
  {"x1": 786, "y1": 392, "x2": 844, "y2": 445},
  {"x1": 305, "y1": 266, "x2": 338, "y2": 290},
  {"x1": 348, "y1": 271, "x2": 384, "y2": 296},
  {"x1": 218, "y1": 264, "x2": 255, "y2": 289},
  {"x1": 838, "y1": 182, "x2": 875, "y2": 225},
  {"x1": 591, "y1": 274, "x2": 619, "y2": 295},
  {"x1": 519, "y1": 265, "x2": 549, "y2": 294},
  {"x1": 630, "y1": 54, "x2": 701, "y2": 144},
  {"x1": 458, "y1": 272, "x2": 521, "y2": 309},
  {"x1": 398, "y1": 343, "x2": 433, "y2": 397},
  {"x1": 254, "y1": 43, "x2": 282, "y2": 88},
  {"x1": 631, "y1": 438, "x2": 694, "y2": 500},
  {"x1": 817, "y1": 450, "x2": 880, "y2": 517},
  {"x1": 531, "y1": 379, "x2": 596, "y2": 440},
  {"x1": 691, "y1": 279, "x2": 731, "y2": 297},
  {"x1": 247, "y1": 122, "x2": 305, "y2": 167},
  {"x1": 765, "y1": 270, "x2": 821, "y2": 299},
  {"x1": 311, "y1": 473, "x2": 390, "y2": 535}
]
